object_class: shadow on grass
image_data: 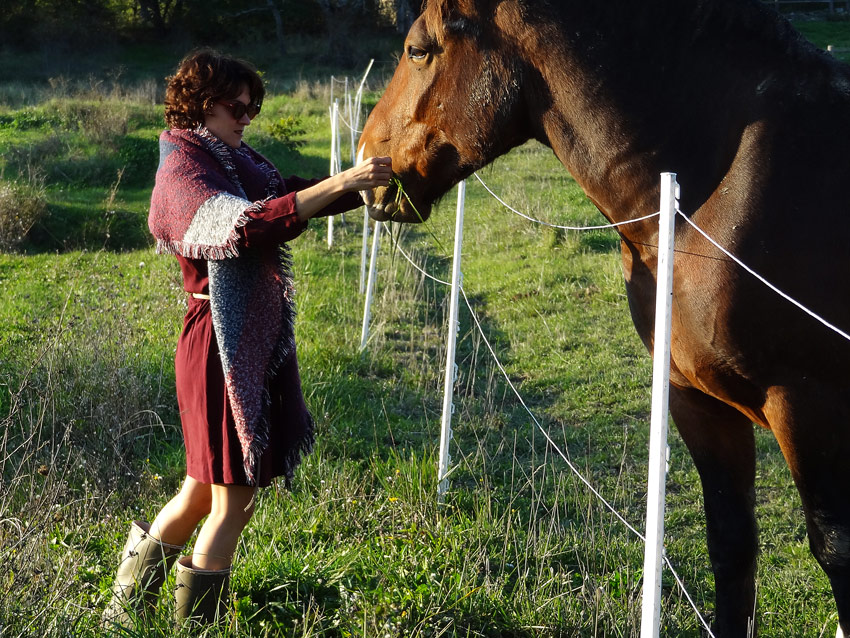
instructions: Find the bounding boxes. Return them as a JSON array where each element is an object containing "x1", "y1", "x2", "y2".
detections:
[
  {"x1": 305, "y1": 220, "x2": 573, "y2": 473},
  {"x1": 235, "y1": 572, "x2": 562, "y2": 637},
  {"x1": 26, "y1": 203, "x2": 153, "y2": 253}
]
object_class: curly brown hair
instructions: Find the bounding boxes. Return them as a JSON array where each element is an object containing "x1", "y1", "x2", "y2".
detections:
[{"x1": 164, "y1": 48, "x2": 265, "y2": 130}]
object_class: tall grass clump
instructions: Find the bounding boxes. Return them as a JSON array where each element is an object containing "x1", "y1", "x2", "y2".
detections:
[
  {"x1": 1, "y1": 91, "x2": 162, "y2": 189},
  {"x1": 0, "y1": 251, "x2": 187, "y2": 637},
  {"x1": 0, "y1": 169, "x2": 47, "y2": 252}
]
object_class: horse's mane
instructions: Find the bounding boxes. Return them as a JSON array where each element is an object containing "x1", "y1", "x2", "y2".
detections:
[{"x1": 422, "y1": 0, "x2": 826, "y2": 67}]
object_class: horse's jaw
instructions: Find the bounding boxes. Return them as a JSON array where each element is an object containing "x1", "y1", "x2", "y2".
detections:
[
  {"x1": 362, "y1": 186, "x2": 431, "y2": 223},
  {"x1": 361, "y1": 186, "x2": 398, "y2": 221}
]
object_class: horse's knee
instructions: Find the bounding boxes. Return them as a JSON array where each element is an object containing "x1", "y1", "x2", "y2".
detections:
[
  {"x1": 808, "y1": 512, "x2": 850, "y2": 629},
  {"x1": 707, "y1": 528, "x2": 757, "y2": 589},
  {"x1": 809, "y1": 512, "x2": 850, "y2": 567}
]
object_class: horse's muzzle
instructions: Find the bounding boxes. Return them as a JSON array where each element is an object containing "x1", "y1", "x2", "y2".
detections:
[{"x1": 361, "y1": 187, "x2": 400, "y2": 221}]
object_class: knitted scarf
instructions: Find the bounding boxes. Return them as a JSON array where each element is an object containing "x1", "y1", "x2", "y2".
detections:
[{"x1": 149, "y1": 127, "x2": 296, "y2": 485}]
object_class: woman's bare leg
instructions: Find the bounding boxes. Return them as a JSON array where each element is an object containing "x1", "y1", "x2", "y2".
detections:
[
  {"x1": 190, "y1": 484, "x2": 255, "y2": 571},
  {"x1": 149, "y1": 476, "x2": 213, "y2": 547}
]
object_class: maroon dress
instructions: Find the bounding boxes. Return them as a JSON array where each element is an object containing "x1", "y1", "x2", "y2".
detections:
[{"x1": 172, "y1": 149, "x2": 361, "y2": 487}]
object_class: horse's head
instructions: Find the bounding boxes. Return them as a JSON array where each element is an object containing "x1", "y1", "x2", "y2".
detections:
[{"x1": 358, "y1": 0, "x2": 533, "y2": 222}]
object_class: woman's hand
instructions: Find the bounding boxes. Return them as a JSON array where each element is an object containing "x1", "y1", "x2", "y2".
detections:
[
  {"x1": 293, "y1": 156, "x2": 393, "y2": 222},
  {"x1": 338, "y1": 156, "x2": 393, "y2": 192}
]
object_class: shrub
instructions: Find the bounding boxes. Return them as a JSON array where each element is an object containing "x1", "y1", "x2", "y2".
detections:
[
  {"x1": 267, "y1": 115, "x2": 307, "y2": 152},
  {"x1": 0, "y1": 172, "x2": 47, "y2": 252},
  {"x1": 0, "y1": 107, "x2": 60, "y2": 131},
  {"x1": 117, "y1": 134, "x2": 159, "y2": 186},
  {"x1": 51, "y1": 99, "x2": 130, "y2": 146}
]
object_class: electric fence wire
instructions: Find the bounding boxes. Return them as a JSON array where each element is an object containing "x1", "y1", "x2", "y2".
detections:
[
  {"x1": 474, "y1": 171, "x2": 850, "y2": 344},
  {"x1": 337, "y1": 112, "x2": 363, "y2": 135},
  {"x1": 677, "y1": 210, "x2": 850, "y2": 344},
  {"x1": 381, "y1": 223, "x2": 717, "y2": 637},
  {"x1": 474, "y1": 172, "x2": 661, "y2": 230}
]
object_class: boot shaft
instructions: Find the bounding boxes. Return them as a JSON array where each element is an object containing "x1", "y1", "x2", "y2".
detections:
[
  {"x1": 174, "y1": 556, "x2": 231, "y2": 625},
  {"x1": 115, "y1": 521, "x2": 182, "y2": 589},
  {"x1": 102, "y1": 520, "x2": 183, "y2": 628}
]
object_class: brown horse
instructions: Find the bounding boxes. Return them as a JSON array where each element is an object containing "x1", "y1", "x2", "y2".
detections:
[{"x1": 357, "y1": 0, "x2": 850, "y2": 635}]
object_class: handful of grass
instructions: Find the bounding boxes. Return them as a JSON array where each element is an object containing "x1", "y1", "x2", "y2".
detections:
[{"x1": 390, "y1": 176, "x2": 447, "y2": 253}]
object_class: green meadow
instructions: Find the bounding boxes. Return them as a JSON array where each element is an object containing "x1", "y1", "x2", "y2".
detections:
[{"x1": 1, "y1": 16, "x2": 848, "y2": 638}]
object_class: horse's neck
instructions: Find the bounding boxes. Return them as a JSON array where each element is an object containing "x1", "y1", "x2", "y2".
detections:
[{"x1": 516, "y1": 0, "x2": 797, "y2": 228}]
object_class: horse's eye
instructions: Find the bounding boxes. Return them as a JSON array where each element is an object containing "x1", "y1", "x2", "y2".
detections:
[{"x1": 407, "y1": 45, "x2": 428, "y2": 61}]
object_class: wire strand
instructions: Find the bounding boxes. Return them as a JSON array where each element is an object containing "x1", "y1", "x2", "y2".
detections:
[
  {"x1": 337, "y1": 111, "x2": 363, "y2": 135},
  {"x1": 381, "y1": 228, "x2": 716, "y2": 636},
  {"x1": 382, "y1": 224, "x2": 451, "y2": 286},
  {"x1": 677, "y1": 211, "x2": 850, "y2": 344},
  {"x1": 474, "y1": 173, "x2": 660, "y2": 230}
]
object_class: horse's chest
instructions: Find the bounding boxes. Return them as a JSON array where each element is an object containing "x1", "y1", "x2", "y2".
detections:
[{"x1": 620, "y1": 242, "x2": 745, "y2": 394}]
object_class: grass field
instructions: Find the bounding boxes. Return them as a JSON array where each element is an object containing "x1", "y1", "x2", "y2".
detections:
[{"x1": 1, "y1": 13, "x2": 848, "y2": 638}]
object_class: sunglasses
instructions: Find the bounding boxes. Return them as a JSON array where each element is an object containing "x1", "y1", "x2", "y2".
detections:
[{"x1": 216, "y1": 100, "x2": 262, "y2": 120}]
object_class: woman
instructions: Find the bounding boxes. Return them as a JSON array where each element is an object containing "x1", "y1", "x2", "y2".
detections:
[{"x1": 102, "y1": 48, "x2": 391, "y2": 628}]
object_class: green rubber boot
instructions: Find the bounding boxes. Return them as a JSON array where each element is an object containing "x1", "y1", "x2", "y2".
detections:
[
  {"x1": 174, "y1": 556, "x2": 231, "y2": 625},
  {"x1": 101, "y1": 520, "x2": 183, "y2": 629}
]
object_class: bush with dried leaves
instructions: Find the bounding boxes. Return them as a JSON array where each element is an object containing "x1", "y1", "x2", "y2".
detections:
[{"x1": 0, "y1": 173, "x2": 48, "y2": 252}]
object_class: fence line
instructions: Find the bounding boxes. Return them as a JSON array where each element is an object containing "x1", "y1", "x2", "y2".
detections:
[
  {"x1": 677, "y1": 211, "x2": 850, "y2": 344},
  {"x1": 326, "y1": 61, "x2": 376, "y2": 294},
  {"x1": 474, "y1": 173, "x2": 661, "y2": 230},
  {"x1": 382, "y1": 220, "x2": 715, "y2": 637},
  {"x1": 474, "y1": 172, "x2": 850, "y2": 345}
]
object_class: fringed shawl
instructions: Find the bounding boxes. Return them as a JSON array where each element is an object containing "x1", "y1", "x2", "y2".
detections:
[{"x1": 149, "y1": 127, "x2": 296, "y2": 485}]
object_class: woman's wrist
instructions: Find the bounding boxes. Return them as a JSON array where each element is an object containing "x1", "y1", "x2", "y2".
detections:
[
  {"x1": 331, "y1": 171, "x2": 350, "y2": 194},
  {"x1": 294, "y1": 174, "x2": 347, "y2": 222}
]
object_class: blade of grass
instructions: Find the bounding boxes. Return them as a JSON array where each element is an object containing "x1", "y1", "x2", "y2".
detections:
[{"x1": 391, "y1": 176, "x2": 449, "y2": 254}]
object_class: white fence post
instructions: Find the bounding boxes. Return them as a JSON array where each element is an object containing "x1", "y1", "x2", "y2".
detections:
[
  {"x1": 356, "y1": 60, "x2": 375, "y2": 295},
  {"x1": 437, "y1": 180, "x2": 466, "y2": 500},
  {"x1": 328, "y1": 99, "x2": 341, "y2": 248},
  {"x1": 640, "y1": 172, "x2": 679, "y2": 638},
  {"x1": 359, "y1": 210, "x2": 371, "y2": 295},
  {"x1": 359, "y1": 221, "x2": 382, "y2": 351},
  {"x1": 354, "y1": 59, "x2": 373, "y2": 123}
]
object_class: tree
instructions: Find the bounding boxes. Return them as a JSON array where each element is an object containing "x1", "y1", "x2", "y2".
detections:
[
  {"x1": 314, "y1": 0, "x2": 368, "y2": 63},
  {"x1": 394, "y1": 0, "x2": 416, "y2": 34},
  {"x1": 135, "y1": 0, "x2": 185, "y2": 35},
  {"x1": 266, "y1": 0, "x2": 287, "y2": 55},
  {"x1": 374, "y1": 0, "x2": 418, "y2": 34},
  {"x1": 227, "y1": 0, "x2": 287, "y2": 54}
]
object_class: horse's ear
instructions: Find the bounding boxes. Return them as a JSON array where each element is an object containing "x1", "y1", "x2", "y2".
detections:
[
  {"x1": 426, "y1": 0, "x2": 491, "y2": 19},
  {"x1": 424, "y1": 0, "x2": 495, "y2": 44}
]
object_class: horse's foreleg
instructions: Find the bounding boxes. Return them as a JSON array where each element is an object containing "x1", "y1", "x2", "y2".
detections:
[
  {"x1": 669, "y1": 385, "x2": 758, "y2": 638},
  {"x1": 767, "y1": 388, "x2": 850, "y2": 637}
]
